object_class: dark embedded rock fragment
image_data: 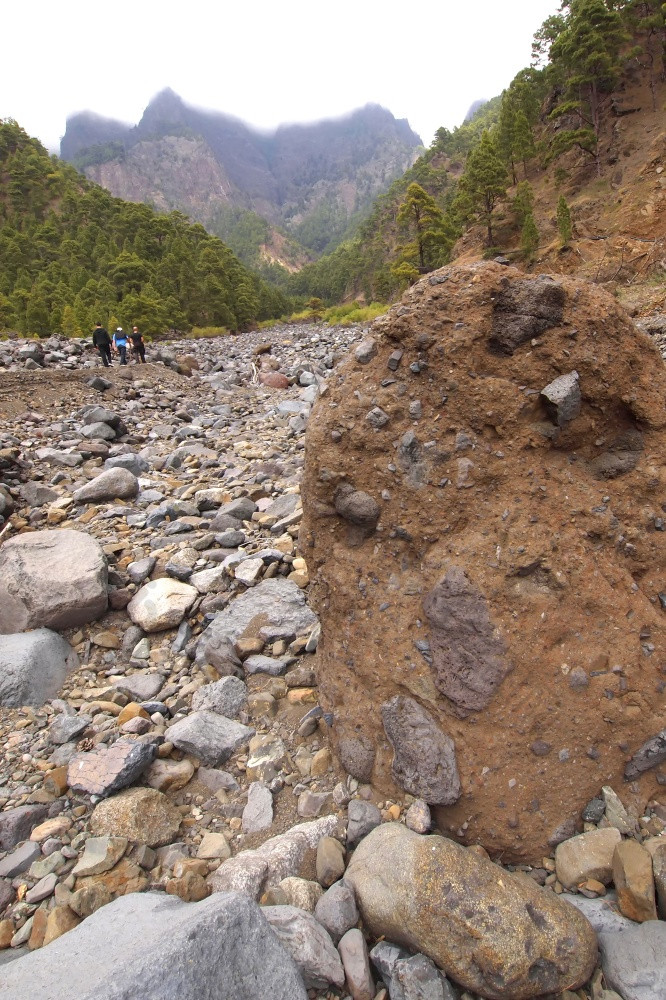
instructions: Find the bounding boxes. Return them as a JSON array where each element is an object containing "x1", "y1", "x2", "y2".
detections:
[
  {"x1": 490, "y1": 274, "x2": 566, "y2": 354},
  {"x1": 337, "y1": 734, "x2": 375, "y2": 783},
  {"x1": 540, "y1": 371, "x2": 581, "y2": 426},
  {"x1": 423, "y1": 568, "x2": 511, "y2": 715},
  {"x1": 381, "y1": 696, "x2": 460, "y2": 805},
  {"x1": 624, "y1": 729, "x2": 666, "y2": 780},
  {"x1": 590, "y1": 429, "x2": 643, "y2": 479},
  {"x1": 334, "y1": 484, "x2": 380, "y2": 536}
]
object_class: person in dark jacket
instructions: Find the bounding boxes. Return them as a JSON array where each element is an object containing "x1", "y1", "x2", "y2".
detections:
[
  {"x1": 130, "y1": 326, "x2": 146, "y2": 363},
  {"x1": 92, "y1": 323, "x2": 112, "y2": 366},
  {"x1": 113, "y1": 327, "x2": 128, "y2": 365}
]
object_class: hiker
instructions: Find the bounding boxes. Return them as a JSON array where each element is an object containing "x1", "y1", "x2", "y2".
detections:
[
  {"x1": 130, "y1": 325, "x2": 146, "y2": 363},
  {"x1": 113, "y1": 327, "x2": 128, "y2": 365},
  {"x1": 92, "y1": 323, "x2": 112, "y2": 367}
]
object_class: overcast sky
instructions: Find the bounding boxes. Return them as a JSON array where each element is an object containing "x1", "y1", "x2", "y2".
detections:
[{"x1": 5, "y1": 0, "x2": 558, "y2": 152}]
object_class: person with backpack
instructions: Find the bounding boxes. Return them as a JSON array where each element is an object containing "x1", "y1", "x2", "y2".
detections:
[
  {"x1": 130, "y1": 326, "x2": 146, "y2": 363},
  {"x1": 113, "y1": 327, "x2": 129, "y2": 365},
  {"x1": 92, "y1": 323, "x2": 112, "y2": 366}
]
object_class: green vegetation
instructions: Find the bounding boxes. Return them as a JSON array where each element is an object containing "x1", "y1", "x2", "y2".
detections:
[
  {"x1": 72, "y1": 141, "x2": 126, "y2": 171},
  {"x1": 392, "y1": 183, "x2": 457, "y2": 284},
  {"x1": 455, "y1": 131, "x2": 508, "y2": 246},
  {"x1": 520, "y1": 212, "x2": 540, "y2": 259},
  {"x1": 547, "y1": 0, "x2": 629, "y2": 171},
  {"x1": 289, "y1": 0, "x2": 663, "y2": 301},
  {"x1": 0, "y1": 119, "x2": 290, "y2": 337},
  {"x1": 557, "y1": 194, "x2": 573, "y2": 244}
]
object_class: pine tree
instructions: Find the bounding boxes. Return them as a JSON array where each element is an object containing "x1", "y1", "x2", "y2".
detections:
[
  {"x1": 521, "y1": 212, "x2": 540, "y2": 259},
  {"x1": 395, "y1": 183, "x2": 455, "y2": 272},
  {"x1": 557, "y1": 195, "x2": 573, "y2": 245},
  {"x1": 548, "y1": 0, "x2": 628, "y2": 172},
  {"x1": 513, "y1": 181, "x2": 535, "y2": 227},
  {"x1": 513, "y1": 111, "x2": 536, "y2": 177},
  {"x1": 457, "y1": 132, "x2": 508, "y2": 246}
]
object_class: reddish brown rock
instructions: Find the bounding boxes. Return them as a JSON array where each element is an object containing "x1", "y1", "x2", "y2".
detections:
[
  {"x1": 301, "y1": 262, "x2": 666, "y2": 861},
  {"x1": 259, "y1": 372, "x2": 289, "y2": 389},
  {"x1": 42, "y1": 905, "x2": 80, "y2": 946},
  {"x1": 612, "y1": 839, "x2": 658, "y2": 922},
  {"x1": 28, "y1": 907, "x2": 49, "y2": 950}
]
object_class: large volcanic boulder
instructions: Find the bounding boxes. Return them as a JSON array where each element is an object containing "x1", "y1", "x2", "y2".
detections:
[{"x1": 301, "y1": 261, "x2": 666, "y2": 862}]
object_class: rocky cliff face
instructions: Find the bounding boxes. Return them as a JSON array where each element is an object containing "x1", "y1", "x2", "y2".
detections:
[
  {"x1": 61, "y1": 90, "x2": 422, "y2": 257},
  {"x1": 300, "y1": 261, "x2": 666, "y2": 862},
  {"x1": 87, "y1": 136, "x2": 235, "y2": 218}
]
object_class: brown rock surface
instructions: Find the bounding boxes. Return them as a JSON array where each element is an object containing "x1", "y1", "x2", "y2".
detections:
[
  {"x1": 612, "y1": 839, "x2": 658, "y2": 922},
  {"x1": 301, "y1": 262, "x2": 666, "y2": 861},
  {"x1": 89, "y1": 787, "x2": 182, "y2": 847},
  {"x1": 344, "y1": 823, "x2": 597, "y2": 1000},
  {"x1": 555, "y1": 828, "x2": 621, "y2": 889}
]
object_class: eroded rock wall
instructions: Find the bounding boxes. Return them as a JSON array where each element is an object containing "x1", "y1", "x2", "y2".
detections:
[{"x1": 301, "y1": 261, "x2": 666, "y2": 861}]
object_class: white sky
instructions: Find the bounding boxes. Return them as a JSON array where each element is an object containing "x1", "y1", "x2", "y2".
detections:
[{"x1": 5, "y1": 0, "x2": 559, "y2": 152}]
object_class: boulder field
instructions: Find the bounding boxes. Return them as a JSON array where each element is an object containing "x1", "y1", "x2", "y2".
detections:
[{"x1": 301, "y1": 261, "x2": 666, "y2": 861}]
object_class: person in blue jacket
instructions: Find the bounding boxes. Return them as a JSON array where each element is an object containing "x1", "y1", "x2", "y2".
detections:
[{"x1": 113, "y1": 327, "x2": 129, "y2": 365}]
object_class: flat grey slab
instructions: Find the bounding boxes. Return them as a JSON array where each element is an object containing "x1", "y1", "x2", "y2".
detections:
[{"x1": 0, "y1": 890, "x2": 307, "y2": 1000}]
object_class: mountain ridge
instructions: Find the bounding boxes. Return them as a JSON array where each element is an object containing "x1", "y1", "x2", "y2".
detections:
[{"x1": 60, "y1": 91, "x2": 423, "y2": 267}]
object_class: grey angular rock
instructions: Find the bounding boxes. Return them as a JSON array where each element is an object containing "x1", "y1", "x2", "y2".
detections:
[
  {"x1": 73, "y1": 467, "x2": 139, "y2": 502},
  {"x1": 168, "y1": 711, "x2": 254, "y2": 766},
  {"x1": 104, "y1": 453, "x2": 148, "y2": 477},
  {"x1": 111, "y1": 671, "x2": 164, "y2": 702},
  {"x1": 370, "y1": 939, "x2": 411, "y2": 992},
  {"x1": 216, "y1": 497, "x2": 258, "y2": 521},
  {"x1": 0, "y1": 805, "x2": 49, "y2": 851},
  {"x1": 0, "y1": 841, "x2": 41, "y2": 878},
  {"x1": 381, "y1": 696, "x2": 460, "y2": 805},
  {"x1": 67, "y1": 739, "x2": 156, "y2": 797},
  {"x1": 599, "y1": 921, "x2": 666, "y2": 1000},
  {"x1": 0, "y1": 530, "x2": 108, "y2": 633},
  {"x1": 242, "y1": 782, "x2": 274, "y2": 833},
  {"x1": 393, "y1": 954, "x2": 456, "y2": 1000},
  {"x1": 262, "y1": 905, "x2": 345, "y2": 989},
  {"x1": 19, "y1": 482, "x2": 59, "y2": 507},
  {"x1": 347, "y1": 800, "x2": 382, "y2": 848},
  {"x1": 540, "y1": 370, "x2": 581, "y2": 426},
  {"x1": 49, "y1": 712, "x2": 92, "y2": 744},
  {"x1": 80, "y1": 421, "x2": 116, "y2": 441},
  {"x1": 562, "y1": 893, "x2": 636, "y2": 935},
  {"x1": 244, "y1": 654, "x2": 291, "y2": 676},
  {"x1": 313, "y1": 881, "x2": 359, "y2": 943},
  {"x1": 191, "y1": 676, "x2": 248, "y2": 717},
  {"x1": 0, "y1": 891, "x2": 308, "y2": 1000},
  {"x1": 355, "y1": 337, "x2": 378, "y2": 363},
  {"x1": 0, "y1": 629, "x2": 79, "y2": 707},
  {"x1": 196, "y1": 578, "x2": 317, "y2": 664}
]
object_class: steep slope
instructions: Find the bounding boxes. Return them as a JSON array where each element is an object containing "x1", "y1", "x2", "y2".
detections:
[{"x1": 60, "y1": 91, "x2": 423, "y2": 264}]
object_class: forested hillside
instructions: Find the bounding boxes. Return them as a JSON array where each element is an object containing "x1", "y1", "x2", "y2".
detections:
[
  {"x1": 292, "y1": 0, "x2": 665, "y2": 305},
  {"x1": 0, "y1": 120, "x2": 290, "y2": 337}
]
